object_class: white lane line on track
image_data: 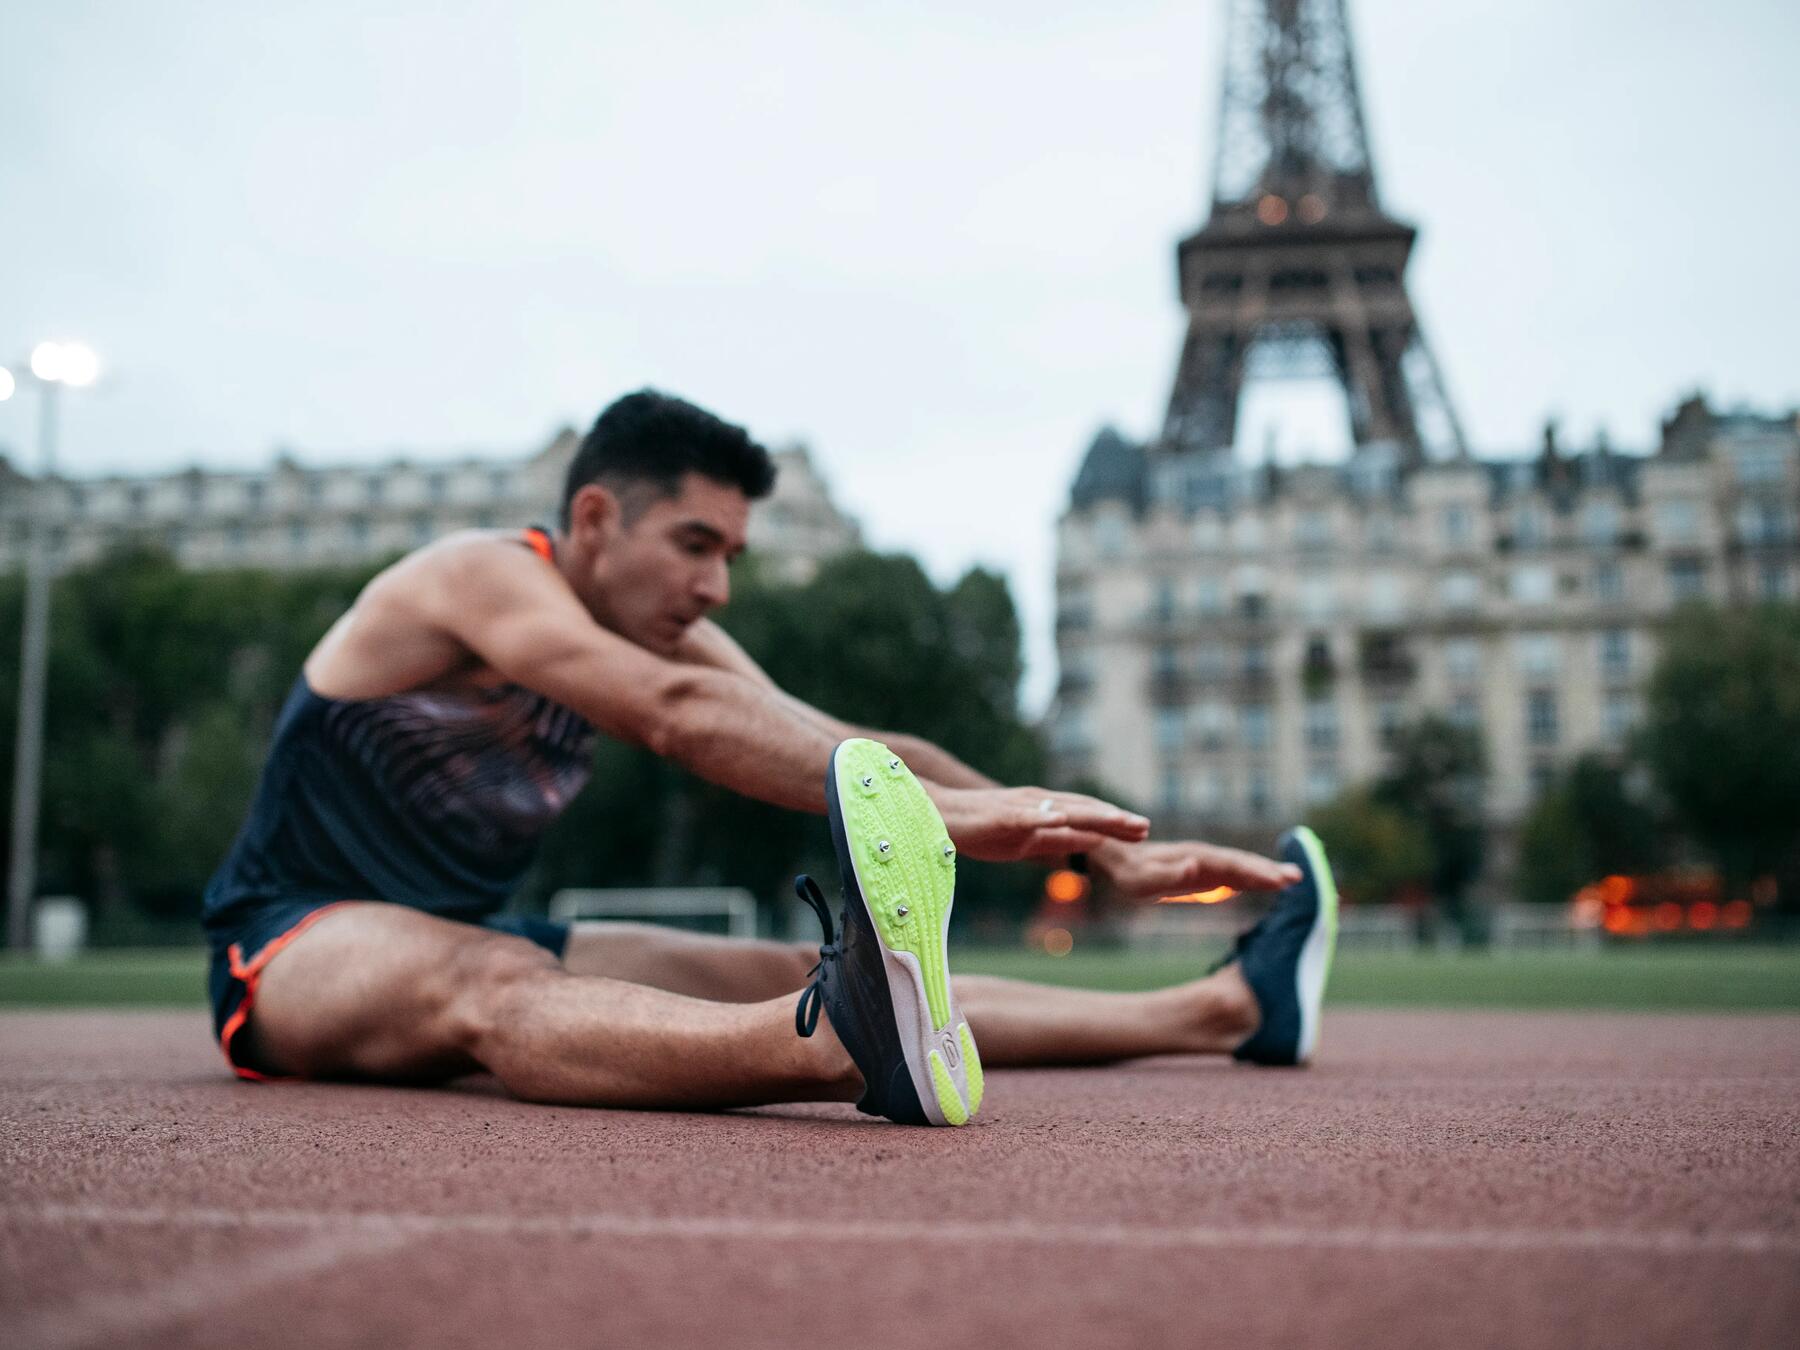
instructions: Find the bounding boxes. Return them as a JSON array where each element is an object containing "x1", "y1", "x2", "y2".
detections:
[
  {"x1": 7, "y1": 1222, "x2": 414, "y2": 1350},
  {"x1": 8, "y1": 1203, "x2": 1798, "y2": 1257}
]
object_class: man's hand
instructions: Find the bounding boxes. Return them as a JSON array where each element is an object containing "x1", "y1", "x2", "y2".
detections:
[
  {"x1": 930, "y1": 786, "x2": 1150, "y2": 863},
  {"x1": 1090, "y1": 838, "x2": 1301, "y2": 906}
]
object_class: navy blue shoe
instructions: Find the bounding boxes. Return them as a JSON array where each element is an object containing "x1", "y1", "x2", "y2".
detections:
[
  {"x1": 1224, "y1": 826, "x2": 1339, "y2": 1066},
  {"x1": 793, "y1": 739, "x2": 982, "y2": 1126}
]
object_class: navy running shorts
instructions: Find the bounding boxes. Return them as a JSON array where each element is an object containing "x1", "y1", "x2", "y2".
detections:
[{"x1": 207, "y1": 900, "x2": 570, "y2": 1081}]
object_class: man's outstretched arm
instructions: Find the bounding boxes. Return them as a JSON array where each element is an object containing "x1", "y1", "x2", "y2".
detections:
[
  {"x1": 425, "y1": 547, "x2": 1147, "y2": 861},
  {"x1": 676, "y1": 620, "x2": 1300, "y2": 897}
]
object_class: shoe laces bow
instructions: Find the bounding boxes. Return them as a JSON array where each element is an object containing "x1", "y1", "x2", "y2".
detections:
[{"x1": 792, "y1": 874, "x2": 837, "y2": 1037}]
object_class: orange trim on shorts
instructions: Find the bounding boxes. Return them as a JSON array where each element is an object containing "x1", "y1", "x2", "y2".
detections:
[
  {"x1": 218, "y1": 902, "x2": 355, "y2": 1082},
  {"x1": 521, "y1": 526, "x2": 554, "y2": 563}
]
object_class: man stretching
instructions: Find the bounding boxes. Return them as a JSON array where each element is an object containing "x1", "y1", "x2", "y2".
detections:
[{"x1": 203, "y1": 390, "x2": 1338, "y2": 1126}]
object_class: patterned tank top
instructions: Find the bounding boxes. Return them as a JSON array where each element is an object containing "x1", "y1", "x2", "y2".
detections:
[{"x1": 202, "y1": 528, "x2": 597, "y2": 937}]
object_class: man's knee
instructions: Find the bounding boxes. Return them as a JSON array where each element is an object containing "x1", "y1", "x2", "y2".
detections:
[{"x1": 447, "y1": 935, "x2": 564, "y2": 1053}]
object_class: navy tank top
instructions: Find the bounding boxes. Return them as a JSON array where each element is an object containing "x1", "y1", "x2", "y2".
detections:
[{"x1": 202, "y1": 529, "x2": 597, "y2": 940}]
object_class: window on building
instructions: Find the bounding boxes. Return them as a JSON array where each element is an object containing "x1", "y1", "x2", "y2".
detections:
[
  {"x1": 1594, "y1": 561, "x2": 1625, "y2": 604},
  {"x1": 1366, "y1": 571, "x2": 1403, "y2": 621},
  {"x1": 1153, "y1": 709, "x2": 1184, "y2": 754},
  {"x1": 288, "y1": 521, "x2": 309, "y2": 554},
  {"x1": 1736, "y1": 499, "x2": 1792, "y2": 545},
  {"x1": 1299, "y1": 573, "x2": 1335, "y2": 622},
  {"x1": 127, "y1": 484, "x2": 149, "y2": 512},
  {"x1": 1153, "y1": 644, "x2": 1179, "y2": 679},
  {"x1": 1151, "y1": 578, "x2": 1176, "y2": 624},
  {"x1": 1599, "y1": 629, "x2": 1631, "y2": 681},
  {"x1": 306, "y1": 476, "x2": 326, "y2": 506},
  {"x1": 1442, "y1": 504, "x2": 1473, "y2": 548},
  {"x1": 1365, "y1": 513, "x2": 1398, "y2": 554},
  {"x1": 184, "y1": 479, "x2": 206, "y2": 509},
  {"x1": 1579, "y1": 500, "x2": 1619, "y2": 546},
  {"x1": 65, "y1": 485, "x2": 87, "y2": 515},
  {"x1": 1234, "y1": 516, "x2": 1265, "y2": 552},
  {"x1": 1296, "y1": 509, "x2": 1333, "y2": 550},
  {"x1": 1242, "y1": 642, "x2": 1269, "y2": 679},
  {"x1": 1514, "y1": 505, "x2": 1548, "y2": 548},
  {"x1": 1195, "y1": 577, "x2": 1225, "y2": 616},
  {"x1": 366, "y1": 476, "x2": 386, "y2": 505},
  {"x1": 1191, "y1": 514, "x2": 1225, "y2": 551},
  {"x1": 244, "y1": 481, "x2": 267, "y2": 512},
  {"x1": 1761, "y1": 563, "x2": 1790, "y2": 601},
  {"x1": 1056, "y1": 593, "x2": 1092, "y2": 633},
  {"x1": 1527, "y1": 689, "x2": 1559, "y2": 746},
  {"x1": 1303, "y1": 698, "x2": 1338, "y2": 749},
  {"x1": 1095, "y1": 514, "x2": 1127, "y2": 558},
  {"x1": 1445, "y1": 637, "x2": 1482, "y2": 682},
  {"x1": 1241, "y1": 704, "x2": 1271, "y2": 750},
  {"x1": 489, "y1": 469, "x2": 514, "y2": 497},
  {"x1": 1160, "y1": 766, "x2": 1182, "y2": 815},
  {"x1": 427, "y1": 472, "x2": 449, "y2": 504},
  {"x1": 1515, "y1": 633, "x2": 1559, "y2": 678},
  {"x1": 1188, "y1": 772, "x2": 1224, "y2": 814},
  {"x1": 1194, "y1": 643, "x2": 1228, "y2": 681},
  {"x1": 1732, "y1": 444, "x2": 1789, "y2": 485},
  {"x1": 1194, "y1": 700, "x2": 1231, "y2": 749},
  {"x1": 1305, "y1": 760, "x2": 1339, "y2": 804},
  {"x1": 347, "y1": 516, "x2": 371, "y2": 548},
  {"x1": 1246, "y1": 765, "x2": 1272, "y2": 818},
  {"x1": 1603, "y1": 692, "x2": 1637, "y2": 744},
  {"x1": 412, "y1": 513, "x2": 434, "y2": 546},
  {"x1": 474, "y1": 509, "x2": 497, "y2": 529},
  {"x1": 1655, "y1": 499, "x2": 1700, "y2": 545},
  {"x1": 1528, "y1": 759, "x2": 1557, "y2": 799},
  {"x1": 1668, "y1": 557, "x2": 1706, "y2": 602},
  {"x1": 1511, "y1": 564, "x2": 1556, "y2": 606},
  {"x1": 1449, "y1": 694, "x2": 1480, "y2": 729},
  {"x1": 1440, "y1": 571, "x2": 1481, "y2": 611}
]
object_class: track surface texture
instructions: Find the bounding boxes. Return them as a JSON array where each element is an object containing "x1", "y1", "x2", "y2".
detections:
[{"x1": 3, "y1": 1009, "x2": 1797, "y2": 1350}]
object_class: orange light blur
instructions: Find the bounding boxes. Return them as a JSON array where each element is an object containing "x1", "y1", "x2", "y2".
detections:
[
  {"x1": 1256, "y1": 194, "x2": 1289, "y2": 225},
  {"x1": 1598, "y1": 874, "x2": 1635, "y2": 906},
  {"x1": 1653, "y1": 901, "x2": 1683, "y2": 931},
  {"x1": 1722, "y1": 899, "x2": 1753, "y2": 929},
  {"x1": 1688, "y1": 900, "x2": 1719, "y2": 931},
  {"x1": 1043, "y1": 927, "x2": 1074, "y2": 957},
  {"x1": 1602, "y1": 906, "x2": 1634, "y2": 935},
  {"x1": 1298, "y1": 193, "x2": 1326, "y2": 223},
  {"x1": 1045, "y1": 870, "x2": 1089, "y2": 904},
  {"x1": 1157, "y1": 886, "x2": 1237, "y2": 905}
]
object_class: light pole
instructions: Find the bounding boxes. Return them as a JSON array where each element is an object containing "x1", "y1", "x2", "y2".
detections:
[{"x1": 4, "y1": 340, "x2": 98, "y2": 952}]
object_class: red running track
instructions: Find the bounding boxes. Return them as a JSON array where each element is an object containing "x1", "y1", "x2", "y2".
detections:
[{"x1": 2, "y1": 1009, "x2": 1797, "y2": 1349}]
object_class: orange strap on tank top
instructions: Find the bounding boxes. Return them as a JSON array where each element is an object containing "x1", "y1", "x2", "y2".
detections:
[{"x1": 521, "y1": 526, "x2": 554, "y2": 563}]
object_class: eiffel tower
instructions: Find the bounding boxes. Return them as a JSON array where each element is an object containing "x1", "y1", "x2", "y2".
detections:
[{"x1": 1160, "y1": 0, "x2": 1466, "y2": 465}]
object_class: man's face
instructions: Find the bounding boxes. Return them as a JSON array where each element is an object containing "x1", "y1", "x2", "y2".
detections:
[{"x1": 573, "y1": 471, "x2": 749, "y2": 654}]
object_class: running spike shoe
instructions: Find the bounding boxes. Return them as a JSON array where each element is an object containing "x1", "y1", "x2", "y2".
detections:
[
  {"x1": 1223, "y1": 825, "x2": 1339, "y2": 1066},
  {"x1": 794, "y1": 738, "x2": 983, "y2": 1126}
]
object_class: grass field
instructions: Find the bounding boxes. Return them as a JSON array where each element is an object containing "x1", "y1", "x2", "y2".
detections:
[{"x1": 3, "y1": 943, "x2": 1798, "y2": 1011}]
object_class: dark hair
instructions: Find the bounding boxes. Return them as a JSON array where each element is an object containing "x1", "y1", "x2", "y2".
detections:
[{"x1": 561, "y1": 389, "x2": 777, "y2": 527}]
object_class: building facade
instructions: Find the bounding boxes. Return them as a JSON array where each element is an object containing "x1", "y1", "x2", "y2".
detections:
[
  {"x1": 0, "y1": 432, "x2": 862, "y2": 585},
  {"x1": 1049, "y1": 397, "x2": 1800, "y2": 834}
]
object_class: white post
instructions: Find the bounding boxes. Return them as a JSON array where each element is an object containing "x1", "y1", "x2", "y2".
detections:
[{"x1": 7, "y1": 379, "x2": 58, "y2": 951}]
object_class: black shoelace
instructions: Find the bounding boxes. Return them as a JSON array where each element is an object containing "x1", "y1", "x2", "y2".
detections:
[{"x1": 793, "y1": 874, "x2": 837, "y2": 1037}]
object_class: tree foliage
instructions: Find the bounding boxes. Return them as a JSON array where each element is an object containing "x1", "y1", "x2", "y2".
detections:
[
  {"x1": 1515, "y1": 754, "x2": 1664, "y2": 905},
  {"x1": 1307, "y1": 787, "x2": 1432, "y2": 906},
  {"x1": 1371, "y1": 715, "x2": 1487, "y2": 928},
  {"x1": 1642, "y1": 603, "x2": 1800, "y2": 901}
]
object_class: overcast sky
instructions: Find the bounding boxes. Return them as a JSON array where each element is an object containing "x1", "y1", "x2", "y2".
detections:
[{"x1": 5, "y1": 1, "x2": 1797, "y2": 710}]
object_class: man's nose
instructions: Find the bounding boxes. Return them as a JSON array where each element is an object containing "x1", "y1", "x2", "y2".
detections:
[{"x1": 696, "y1": 559, "x2": 729, "y2": 609}]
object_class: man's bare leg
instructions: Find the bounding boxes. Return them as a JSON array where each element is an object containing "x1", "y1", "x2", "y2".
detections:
[
  {"x1": 563, "y1": 923, "x2": 1258, "y2": 1067},
  {"x1": 245, "y1": 904, "x2": 861, "y2": 1110}
]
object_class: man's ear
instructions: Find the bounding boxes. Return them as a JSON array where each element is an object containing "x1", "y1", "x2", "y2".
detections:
[{"x1": 568, "y1": 482, "x2": 621, "y2": 543}]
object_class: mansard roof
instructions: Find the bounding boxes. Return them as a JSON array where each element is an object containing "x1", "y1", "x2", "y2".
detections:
[{"x1": 1069, "y1": 426, "x2": 1147, "y2": 512}]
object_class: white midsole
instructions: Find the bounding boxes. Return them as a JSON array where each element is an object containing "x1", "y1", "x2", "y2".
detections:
[{"x1": 1294, "y1": 832, "x2": 1338, "y2": 1062}]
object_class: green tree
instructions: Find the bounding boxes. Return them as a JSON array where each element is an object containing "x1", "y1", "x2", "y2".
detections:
[
  {"x1": 1642, "y1": 603, "x2": 1800, "y2": 906},
  {"x1": 1515, "y1": 754, "x2": 1664, "y2": 905},
  {"x1": 1372, "y1": 715, "x2": 1487, "y2": 938},
  {"x1": 1308, "y1": 787, "x2": 1432, "y2": 906}
]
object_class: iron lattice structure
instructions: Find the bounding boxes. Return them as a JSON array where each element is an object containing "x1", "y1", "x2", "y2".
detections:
[{"x1": 1162, "y1": 0, "x2": 1467, "y2": 463}]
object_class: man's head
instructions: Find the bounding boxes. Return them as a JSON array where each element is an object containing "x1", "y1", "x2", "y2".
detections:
[{"x1": 559, "y1": 390, "x2": 776, "y2": 653}]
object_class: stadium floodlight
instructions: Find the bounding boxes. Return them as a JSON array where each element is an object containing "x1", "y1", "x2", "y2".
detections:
[
  {"x1": 29, "y1": 341, "x2": 66, "y2": 383},
  {"x1": 27, "y1": 341, "x2": 100, "y2": 388}
]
